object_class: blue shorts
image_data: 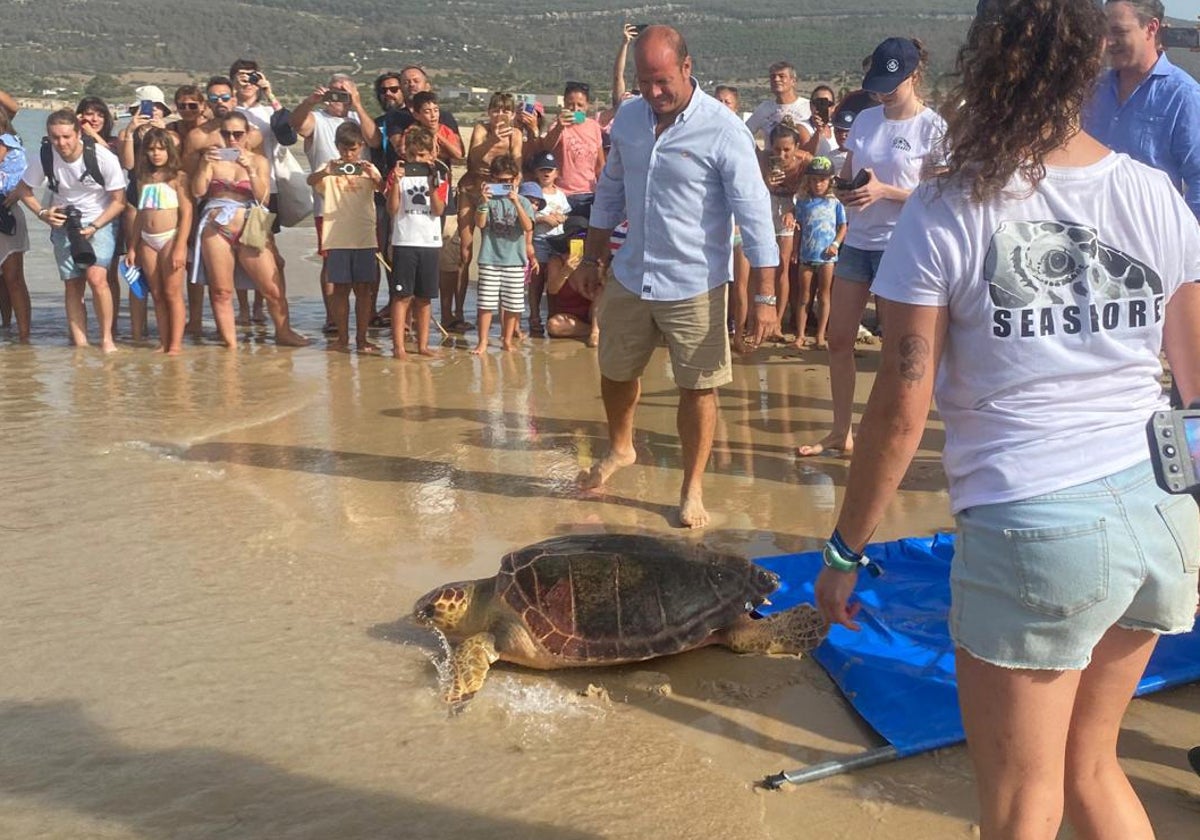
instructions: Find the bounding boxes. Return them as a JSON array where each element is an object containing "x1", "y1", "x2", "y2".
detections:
[
  {"x1": 326, "y1": 248, "x2": 377, "y2": 285},
  {"x1": 51, "y1": 222, "x2": 117, "y2": 281},
  {"x1": 835, "y1": 244, "x2": 884, "y2": 284},
  {"x1": 952, "y1": 460, "x2": 1199, "y2": 671}
]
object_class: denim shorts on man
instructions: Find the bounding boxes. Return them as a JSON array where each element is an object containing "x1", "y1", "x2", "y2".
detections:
[
  {"x1": 951, "y1": 460, "x2": 1199, "y2": 671},
  {"x1": 835, "y1": 244, "x2": 884, "y2": 284},
  {"x1": 52, "y1": 222, "x2": 116, "y2": 280}
]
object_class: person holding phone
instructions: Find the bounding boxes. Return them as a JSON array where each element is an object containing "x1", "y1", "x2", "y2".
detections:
[
  {"x1": 1083, "y1": 0, "x2": 1200, "y2": 221},
  {"x1": 541, "y1": 81, "x2": 605, "y2": 215},
  {"x1": 290, "y1": 73, "x2": 380, "y2": 334},
  {"x1": 816, "y1": 2, "x2": 1200, "y2": 835},
  {"x1": 471, "y1": 154, "x2": 533, "y2": 354},
  {"x1": 193, "y1": 112, "x2": 307, "y2": 348},
  {"x1": 797, "y1": 37, "x2": 946, "y2": 458}
]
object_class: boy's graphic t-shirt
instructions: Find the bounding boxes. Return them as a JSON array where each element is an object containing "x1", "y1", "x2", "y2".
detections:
[
  {"x1": 478, "y1": 194, "x2": 535, "y2": 267},
  {"x1": 316, "y1": 173, "x2": 377, "y2": 249},
  {"x1": 391, "y1": 172, "x2": 447, "y2": 247},
  {"x1": 795, "y1": 195, "x2": 846, "y2": 263}
]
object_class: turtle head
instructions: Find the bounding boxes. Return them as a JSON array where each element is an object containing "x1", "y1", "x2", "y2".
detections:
[{"x1": 413, "y1": 581, "x2": 477, "y2": 634}]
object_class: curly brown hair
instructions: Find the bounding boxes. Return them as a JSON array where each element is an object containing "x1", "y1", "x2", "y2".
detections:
[{"x1": 940, "y1": 0, "x2": 1106, "y2": 202}]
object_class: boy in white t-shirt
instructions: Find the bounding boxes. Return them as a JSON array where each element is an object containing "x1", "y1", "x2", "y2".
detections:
[
  {"x1": 307, "y1": 122, "x2": 383, "y2": 353},
  {"x1": 529, "y1": 151, "x2": 570, "y2": 337},
  {"x1": 386, "y1": 125, "x2": 446, "y2": 359}
]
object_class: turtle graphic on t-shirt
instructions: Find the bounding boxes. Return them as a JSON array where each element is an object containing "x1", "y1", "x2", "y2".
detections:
[{"x1": 984, "y1": 220, "x2": 1162, "y2": 308}]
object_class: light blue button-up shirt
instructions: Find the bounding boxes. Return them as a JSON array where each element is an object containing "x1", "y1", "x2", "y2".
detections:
[
  {"x1": 590, "y1": 80, "x2": 778, "y2": 301},
  {"x1": 1084, "y1": 52, "x2": 1200, "y2": 220}
]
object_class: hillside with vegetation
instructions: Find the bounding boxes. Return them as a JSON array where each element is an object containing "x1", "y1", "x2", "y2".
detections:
[{"x1": 2, "y1": 1, "x2": 1198, "y2": 105}]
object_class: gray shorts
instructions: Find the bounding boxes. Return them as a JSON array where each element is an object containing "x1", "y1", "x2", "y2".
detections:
[
  {"x1": 326, "y1": 248, "x2": 377, "y2": 285},
  {"x1": 952, "y1": 460, "x2": 1199, "y2": 671}
]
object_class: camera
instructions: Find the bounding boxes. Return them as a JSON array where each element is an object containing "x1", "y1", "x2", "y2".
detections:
[
  {"x1": 335, "y1": 161, "x2": 363, "y2": 176},
  {"x1": 1148, "y1": 408, "x2": 1200, "y2": 493},
  {"x1": 62, "y1": 205, "x2": 96, "y2": 267},
  {"x1": 247, "y1": 71, "x2": 262, "y2": 85},
  {"x1": 833, "y1": 169, "x2": 871, "y2": 192},
  {"x1": 631, "y1": 24, "x2": 649, "y2": 36},
  {"x1": 324, "y1": 89, "x2": 352, "y2": 104},
  {"x1": 488, "y1": 183, "x2": 514, "y2": 198},
  {"x1": 403, "y1": 161, "x2": 432, "y2": 178},
  {"x1": 811, "y1": 99, "x2": 832, "y2": 122}
]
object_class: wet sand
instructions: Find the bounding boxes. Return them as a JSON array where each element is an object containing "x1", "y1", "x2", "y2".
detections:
[{"x1": 2, "y1": 228, "x2": 1198, "y2": 839}]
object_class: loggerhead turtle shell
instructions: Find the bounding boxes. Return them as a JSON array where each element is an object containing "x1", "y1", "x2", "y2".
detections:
[{"x1": 496, "y1": 533, "x2": 779, "y2": 663}]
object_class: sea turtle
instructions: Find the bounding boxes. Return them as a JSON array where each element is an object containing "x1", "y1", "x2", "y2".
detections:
[{"x1": 412, "y1": 533, "x2": 829, "y2": 707}]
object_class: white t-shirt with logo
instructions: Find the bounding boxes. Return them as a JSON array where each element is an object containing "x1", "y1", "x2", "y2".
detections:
[
  {"x1": 843, "y1": 104, "x2": 945, "y2": 249},
  {"x1": 21, "y1": 142, "x2": 127, "y2": 225},
  {"x1": 873, "y1": 152, "x2": 1200, "y2": 512},
  {"x1": 391, "y1": 174, "x2": 442, "y2": 248},
  {"x1": 745, "y1": 97, "x2": 811, "y2": 141}
]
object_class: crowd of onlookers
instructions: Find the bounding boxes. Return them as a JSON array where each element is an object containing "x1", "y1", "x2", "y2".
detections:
[{"x1": 0, "y1": 24, "x2": 907, "y2": 358}]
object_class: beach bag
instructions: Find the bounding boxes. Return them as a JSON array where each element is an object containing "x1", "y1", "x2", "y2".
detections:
[
  {"x1": 242, "y1": 202, "x2": 275, "y2": 250},
  {"x1": 274, "y1": 146, "x2": 313, "y2": 227}
]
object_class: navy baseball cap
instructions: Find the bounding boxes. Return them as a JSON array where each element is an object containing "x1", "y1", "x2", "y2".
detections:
[
  {"x1": 832, "y1": 109, "x2": 857, "y2": 130},
  {"x1": 532, "y1": 151, "x2": 558, "y2": 171},
  {"x1": 862, "y1": 38, "x2": 920, "y2": 95}
]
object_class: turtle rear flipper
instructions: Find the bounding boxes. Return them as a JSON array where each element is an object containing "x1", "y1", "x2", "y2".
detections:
[
  {"x1": 445, "y1": 633, "x2": 499, "y2": 712},
  {"x1": 722, "y1": 605, "x2": 829, "y2": 655}
]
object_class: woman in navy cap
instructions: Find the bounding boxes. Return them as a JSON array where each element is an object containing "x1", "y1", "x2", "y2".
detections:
[
  {"x1": 798, "y1": 36, "x2": 946, "y2": 458},
  {"x1": 816, "y1": 1, "x2": 1200, "y2": 836}
]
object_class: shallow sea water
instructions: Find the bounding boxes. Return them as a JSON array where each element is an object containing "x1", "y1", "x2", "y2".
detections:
[{"x1": 2, "y1": 143, "x2": 1198, "y2": 838}]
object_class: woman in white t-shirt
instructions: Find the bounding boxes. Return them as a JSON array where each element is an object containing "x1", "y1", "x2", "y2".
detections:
[
  {"x1": 797, "y1": 37, "x2": 946, "y2": 458},
  {"x1": 814, "y1": 1, "x2": 1200, "y2": 836}
]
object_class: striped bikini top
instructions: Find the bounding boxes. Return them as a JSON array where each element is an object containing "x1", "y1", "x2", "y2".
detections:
[{"x1": 138, "y1": 181, "x2": 180, "y2": 211}]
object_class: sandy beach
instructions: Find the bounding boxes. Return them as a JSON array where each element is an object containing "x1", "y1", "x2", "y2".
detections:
[{"x1": 1, "y1": 202, "x2": 1199, "y2": 839}]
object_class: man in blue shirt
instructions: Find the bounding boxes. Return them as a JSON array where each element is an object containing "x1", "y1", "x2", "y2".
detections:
[
  {"x1": 572, "y1": 25, "x2": 779, "y2": 529},
  {"x1": 1084, "y1": 0, "x2": 1200, "y2": 219}
]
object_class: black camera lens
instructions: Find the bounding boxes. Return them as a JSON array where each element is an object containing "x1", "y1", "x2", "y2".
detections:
[
  {"x1": 248, "y1": 72, "x2": 262, "y2": 85},
  {"x1": 62, "y1": 205, "x2": 96, "y2": 267}
]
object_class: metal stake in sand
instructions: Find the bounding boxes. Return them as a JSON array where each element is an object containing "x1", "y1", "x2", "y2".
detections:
[
  {"x1": 761, "y1": 745, "x2": 900, "y2": 788},
  {"x1": 374, "y1": 252, "x2": 451, "y2": 338}
]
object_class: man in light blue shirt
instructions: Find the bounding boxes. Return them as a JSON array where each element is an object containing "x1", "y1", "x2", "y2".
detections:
[
  {"x1": 1084, "y1": 0, "x2": 1200, "y2": 220},
  {"x1": 571, "y1": 25, "x2": 778, "y2": 529}
]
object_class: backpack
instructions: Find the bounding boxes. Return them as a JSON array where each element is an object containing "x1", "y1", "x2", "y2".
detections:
[{"x1": 40, "y1": 135, "x2": 106, "y2": 193}]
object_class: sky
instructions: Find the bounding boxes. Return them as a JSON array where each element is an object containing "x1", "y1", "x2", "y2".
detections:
[{"x1": 1166, "y1": 0, "x2": 1200, "y2": 21}]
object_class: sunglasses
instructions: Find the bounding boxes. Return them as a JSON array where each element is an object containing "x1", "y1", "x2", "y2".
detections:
[
  {"x1": 811, "y1": 98, "x2": 835, "y2": 107},
  {"x1": 565, "y1": 81, "x2": 591, "y2": 96},
  {"x1": 176, "y1": 102, "x2": 201, "y2": 111},
  {"x1": 219, "y1": 130, "x2": 246, "y2": 140},
  {"x1": 208, "y1": 93, "x2": 233, "y2": 103},
  {"x1": 381, "y1": 85, "x2": 402, "y2": 94}
]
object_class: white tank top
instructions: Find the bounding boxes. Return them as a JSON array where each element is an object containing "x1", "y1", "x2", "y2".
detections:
[{"x1": 304, "y1": 109, "x2": 360, "y2": 216}]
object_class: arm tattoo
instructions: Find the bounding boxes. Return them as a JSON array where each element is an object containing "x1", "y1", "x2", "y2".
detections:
[{"x1": 897, "y1": 334, "x2": 930, "y2": 384}]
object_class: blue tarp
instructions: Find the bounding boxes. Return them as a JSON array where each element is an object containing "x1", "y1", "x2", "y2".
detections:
[{"x1": 757, "y1": 534, "x2": 1200, "y2": 758}]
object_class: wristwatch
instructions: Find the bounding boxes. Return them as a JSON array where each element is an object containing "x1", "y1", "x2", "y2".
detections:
[
  {"x1": 579, "y1": 256, "x2": 601, "y2": 268},
  {"x1": 753, "y1": 294, "x2": 777, "y2": 306}
]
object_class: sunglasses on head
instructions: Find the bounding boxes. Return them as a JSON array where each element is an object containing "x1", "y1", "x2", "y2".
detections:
[
  {"x1": 219, "y1": 129, "x2": 246, "y2": 139},
  {"x1": 564, "y1": 81, "x2": 591, "y2": 96},
  {"x1": 208, "y1": 93, "x2": 233, "y2": 103}
]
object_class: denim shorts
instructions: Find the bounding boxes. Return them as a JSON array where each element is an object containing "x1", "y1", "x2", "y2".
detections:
[
  {"x1": 835, "y1": 244, "x2": 884, "y2": 284},
  {"x1": 952, "y1": 460, "x2": 1199, "y2": 671},
  {"x1": 51, "y1": 222, "x2": 117, "y2": 281}
]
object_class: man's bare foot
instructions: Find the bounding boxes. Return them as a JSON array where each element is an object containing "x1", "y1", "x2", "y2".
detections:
[
  {"x1": 417, "y1": 346, "x2": 442, "y2": 358},
  {"x1": 100, "y1": 341, "x2": 118, "y2": 354},
  {"x1": 165, "y1": 346, "x2": 182, "y2": 356},
  {"x1": 357, "y1": 341, "x2": 381, "y2": 355},
  {"x1": 578, "y1": 448, "x2": 637, "y2": 490},
  {"x1": 500, "y1": 340, "x2": 514, "y2": 351},
  {"x1": 470, "y1": 343, "x2": 488, "y2": 356},
  {"x1": 679, "y1": 492, "x2": 709, "y2": 529},
  {"x1": 796, "y1": 432, "x2": 853, "y2": 458},
  {"x1": 392, "y1": 348, "x2": 408, "y2": 360},
  {"x1": 275, "y1": 330, "x2": 310, "y2": 348},
  {"x1": 328, "y1": 340, "x2": 350, "y2": 353}
]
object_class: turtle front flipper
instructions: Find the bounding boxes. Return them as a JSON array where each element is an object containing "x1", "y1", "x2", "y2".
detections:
[
  {"x1": 722, "y1": 605, "x2": 829, "y2": 655},
  {"x1": 444, "y1": 633, "x2": 499, "y2": 711}
]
